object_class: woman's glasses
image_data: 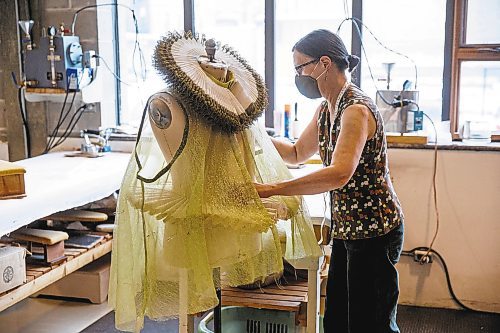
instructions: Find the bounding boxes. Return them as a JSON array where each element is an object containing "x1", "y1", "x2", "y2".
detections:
[{"x1": 294, "y1": 58, "x2": 319, "y2": 75}]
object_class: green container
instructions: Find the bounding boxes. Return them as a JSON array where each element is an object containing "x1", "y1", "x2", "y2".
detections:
[{"x1": 198, "y1": 306, "x2": 302, "y2": 333}]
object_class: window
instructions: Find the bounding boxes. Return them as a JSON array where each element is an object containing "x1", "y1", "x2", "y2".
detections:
[
  {"x1": 450, "y1": 0, "x2": 500, "y2": 138},
  {"x1": 361, "y1": 0, "x2": 447, "y2": 134},
  {"x1": 194, "y1": 0, "x2": 265, "y2": 78},
  {"x1": 116, "y1": 0, "x2": 183, "y2": 127},
  {"x1": 110, "y1": 0, "x2": 499, "y2": 141},
  {"x1": 274, "y1": 0, "x2": 348, "y2": 135}
]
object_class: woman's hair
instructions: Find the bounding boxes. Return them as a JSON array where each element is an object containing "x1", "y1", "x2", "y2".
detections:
[{"x1": 292, "y1": 29, "x2": 360, "y2": 73}]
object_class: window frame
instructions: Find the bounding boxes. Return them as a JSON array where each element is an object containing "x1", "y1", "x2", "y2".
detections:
[
  {"x1": 111, "y1": 0, "x2": 499, "y2": 141},
  {"x1": 448, "y1": 0, "x2": 500, "y2": 140}
]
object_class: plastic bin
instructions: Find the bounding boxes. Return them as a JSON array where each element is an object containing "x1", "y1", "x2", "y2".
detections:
[{"x1": 198, "y1": 306, "x2": 305, "y2": 333}]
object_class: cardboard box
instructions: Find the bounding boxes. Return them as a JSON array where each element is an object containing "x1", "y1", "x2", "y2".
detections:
[
  {"x1": 34, "y1": 254, "x2": 110, "y2": 303},
  {"x1": 0, "y1": 246, "x2": 27, "y2": 294}
]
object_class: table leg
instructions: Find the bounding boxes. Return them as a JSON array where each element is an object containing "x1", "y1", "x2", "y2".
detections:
[{"x1": 307, "y1": 266, "x2": 321, "y2": 333}]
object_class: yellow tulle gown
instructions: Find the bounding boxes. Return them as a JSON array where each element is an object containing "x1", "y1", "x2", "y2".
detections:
[{"x1": 108, "y1": 32, "x2": 321, "y2": 333}]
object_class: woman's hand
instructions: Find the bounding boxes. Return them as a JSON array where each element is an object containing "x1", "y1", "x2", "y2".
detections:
[{"x1": 254, "y1": 182, "x2": 276, "y2": 198}]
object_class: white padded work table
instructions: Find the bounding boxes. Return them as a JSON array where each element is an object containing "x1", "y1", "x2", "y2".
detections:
[
  {"x1": 289, "y1": 163, "x2": 330, "y2": 223},
  {"x1": 0, "y1": 151, "x2": 131, "y2": 237}
]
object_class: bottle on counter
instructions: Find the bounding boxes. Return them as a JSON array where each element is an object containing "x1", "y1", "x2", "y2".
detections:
[
  {"x1": 284, "y1": 104, "x2": 291, "y2": 139},
  {"x1": 292, "y1": 102, "x2": 300, "y2": 139}
]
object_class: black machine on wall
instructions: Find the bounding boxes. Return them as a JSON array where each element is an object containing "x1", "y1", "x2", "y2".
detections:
[
  {"x1": 19, "y1": 21, "x2": 97, "y2": 93},
  {"x1": 14, "y1": 19, "x2": 101, "y2": 158}
]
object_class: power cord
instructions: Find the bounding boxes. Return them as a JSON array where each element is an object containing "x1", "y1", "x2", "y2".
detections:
[
  {"x1": 45, "y1": 90, "x2": 77, "y2": 153},
  {"x1": 72, "y1": 2, "x2": 148, "y2": 125},
  {"x1": 11, "y1": 72, "x2": 32, "y2": 158},
  {"x1": 401, "y1": 247, "x2": 490, "y2": 314},
  {"x1": 400, "y1": 105, "x2": 486, "y2": 313},
  {"x1": 421, "y1": 107, "x2": 440, "y2": 263},
  {"x1": 17, "y1": 86, "x2": 31, "y2": 158},
  {"x1": 44, "y1": 103, "x2": 90, "y2": 153}
]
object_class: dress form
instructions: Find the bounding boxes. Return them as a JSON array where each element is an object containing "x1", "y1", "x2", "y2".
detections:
[
  {"x1": 148, "y1": 92, "x2": 186, "y2": 164},
  {"x1": 197, "y1": 55, "x2": 257, "y2": 180},
  {"x1": 148, "y1": 55, "x2": 262, "y2": 269}
]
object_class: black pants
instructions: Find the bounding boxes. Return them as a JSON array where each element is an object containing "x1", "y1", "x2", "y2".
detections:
[{"x1": 323, "y1": 223, "x2": 404, "y2": 333}]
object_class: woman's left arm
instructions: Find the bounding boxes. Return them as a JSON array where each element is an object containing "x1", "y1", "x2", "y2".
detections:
[{"x1": 256, "y1": 104, "x2": 372, "y2": 198}]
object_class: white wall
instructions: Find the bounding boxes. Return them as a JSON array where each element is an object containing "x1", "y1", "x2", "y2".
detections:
[{"x1": 388, "y1": 148, "x2": 500, "y2": 313}]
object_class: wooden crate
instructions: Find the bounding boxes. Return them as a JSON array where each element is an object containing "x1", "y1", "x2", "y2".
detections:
[{"x1": 0, "y1": 161, "x2": 26, "y2": 199}]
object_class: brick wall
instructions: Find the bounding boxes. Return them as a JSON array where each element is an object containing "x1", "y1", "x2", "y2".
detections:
[{"x1": 0, "y1": 0, "x2": 104, "y2": 159}]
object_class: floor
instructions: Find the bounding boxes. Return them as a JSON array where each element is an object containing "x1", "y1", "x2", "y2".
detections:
[
  {"x1": 1, "y1": 297, "x2": 498, "y2": 332},
  {"x1": 0, "y1": 297, "x2": 111, "y2": 333},
  {"x1": 82, "y1": 305, "x2": 500, "y2": 333}
]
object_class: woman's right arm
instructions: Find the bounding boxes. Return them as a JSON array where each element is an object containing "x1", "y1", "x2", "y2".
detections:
[{"x1": 271, "y1": 103, "x2": 322, "y2": 165}]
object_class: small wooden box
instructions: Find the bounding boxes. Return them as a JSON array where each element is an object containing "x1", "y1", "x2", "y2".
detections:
[{"x1": 0, "y1": 160, "x2": 26, "y2": 199}]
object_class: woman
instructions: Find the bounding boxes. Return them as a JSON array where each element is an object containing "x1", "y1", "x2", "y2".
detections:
[{"x1": 255, "y1": 29, "x2": 404, "y2": 333}]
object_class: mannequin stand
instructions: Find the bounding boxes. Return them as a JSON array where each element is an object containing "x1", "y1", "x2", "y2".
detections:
[
  {"x1": 179, "y1": 269, "x2": 222, "y2": 333},
  {"x1": 214, "y1": 288, "x2": 222, "y2": 333},
  {"x1": 214, "y1": 267, "x2": 222, "y2": 333}
]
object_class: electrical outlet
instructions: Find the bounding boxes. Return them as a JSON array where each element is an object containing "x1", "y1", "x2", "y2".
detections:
[
  {"x1": 83, "y1": 103, "x2": 96, "y2": 113},
  {"x1": 413, "y1": 250, "x2": 433, "y2": 264}
]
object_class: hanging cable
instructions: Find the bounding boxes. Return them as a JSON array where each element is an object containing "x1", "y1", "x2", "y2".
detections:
[
  {"x1": 45, "y1": 90, "x2": 75, "y2": 152},
  {"x1": 337, "y1": 18, "x2": 394, "y2": 107},
  {"x1": 45, "y1": 104, "x2": 89, "y2": 152},
  {"x1": 17, "y1": 87, "x2": 31, "y2": 158},
  {"x1": 343, "y1": 0, "x2": 350, "y2": 19},
  {"x1": 44, "y1": 75, "x2": 81, "y2": 153},
  {"x1": 71, "y1": 3, "x2": 147, "y2": 82},
  {"x1": 11, "y1": 72, "x2": 31, "y2": 158},
  {"x1": 44, "y1": 72, "x2": 82, "y2": 153},
  {"x1": 93, "y1": 54, "x2": 136, "y2": 86},
  {"x1": 337, "y1": 17, "x2": 418, "y2": 90},
  {"x1": 421, "y1": 107, "x2": 440, "y2": 263}
]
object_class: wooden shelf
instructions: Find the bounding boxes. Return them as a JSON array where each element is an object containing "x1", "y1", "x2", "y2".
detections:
[
  {"x1": 386, "y1": 134, "x2": 428, "y2": 145},
  {"x1": 0, "y1": 235, "x2": 112, "y2": 312}
]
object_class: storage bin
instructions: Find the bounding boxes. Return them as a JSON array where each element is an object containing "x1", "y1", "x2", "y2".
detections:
[
  {"x1": 0, "y1": 246, "x2": 26, "y2": 294},
  {"x1": 198, "y1": 306, "x2": 308, "y2": 333}
]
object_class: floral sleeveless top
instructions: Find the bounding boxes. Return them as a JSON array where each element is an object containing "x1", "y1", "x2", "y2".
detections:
[{"x1": 318, "y1": 84, "x2": 403, "y2": 240}]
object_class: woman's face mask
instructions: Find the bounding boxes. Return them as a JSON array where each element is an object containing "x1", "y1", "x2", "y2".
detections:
[{"x1": 294, "y1": 60, "x2": 327, "y2": 99}]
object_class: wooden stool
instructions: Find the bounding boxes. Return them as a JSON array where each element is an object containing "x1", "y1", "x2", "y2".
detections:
[
  {"x1": 41, "y1": 210, "x2": 110, "y2": 249},
  {"x1": 42, "y1": 209, "x2": 108, "y2": 223},
  {"x1": 11, "y1": 228, "x2": 68, "y2": 265},
  {"x1": 222, "y1": 277, "x2": 309, "y2": 325}
]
